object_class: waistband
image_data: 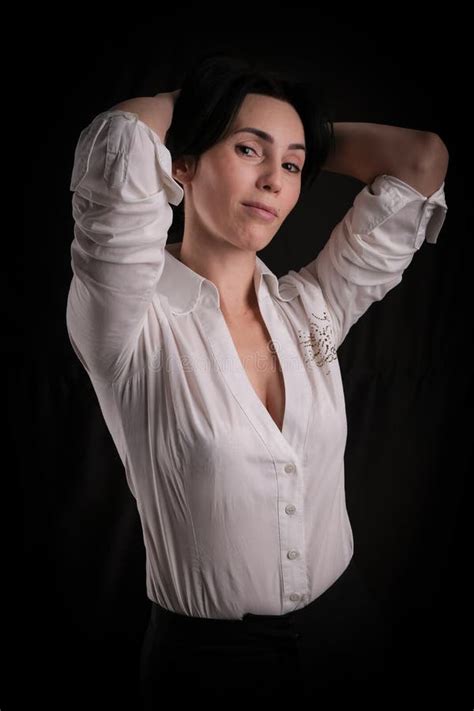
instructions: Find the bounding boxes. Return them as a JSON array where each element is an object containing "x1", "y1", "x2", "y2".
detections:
[{"x1": 149, "y1": 556, "x2": 359, "y2": 631}]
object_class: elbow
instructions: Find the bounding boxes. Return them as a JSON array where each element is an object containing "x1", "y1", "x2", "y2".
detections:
[
  {"x1": 418, "y1": 132, "x2": 450, "y2": 174},
  {"x1": 413, "y1": 133, "x2": 449, "y2": 194}
]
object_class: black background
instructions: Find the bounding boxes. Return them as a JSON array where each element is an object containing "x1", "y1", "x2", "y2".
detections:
[{"x1": 17, "y1": 8, "x2": 472, "y2": 710}]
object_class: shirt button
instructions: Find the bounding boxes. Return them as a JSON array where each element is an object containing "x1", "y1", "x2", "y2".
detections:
[
  {"x1": 284, "y1": 463, "x2": 296, "y2": 473},
  {"x1": 287, "y1": 550, "x2": 300, "y2": 560},
  {"x1": 285, "y1": 504, "x2": 296, "y2": 515},
  {"x1": 289, "y1": 593, "x2": 300, "y2": 602}
]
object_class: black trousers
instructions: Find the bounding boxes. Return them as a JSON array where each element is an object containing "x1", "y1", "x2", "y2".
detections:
[{"x1": 138, "y1": 557, "x2": 393, "y2": 705}]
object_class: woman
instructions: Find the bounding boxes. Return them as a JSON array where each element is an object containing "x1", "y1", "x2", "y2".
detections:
[{"x1": 66, "y1": 51, "x2": 448, "y2": 704}]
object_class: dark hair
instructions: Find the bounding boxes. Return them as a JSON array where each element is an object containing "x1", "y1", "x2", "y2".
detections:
[{"x1": 166, "y1": 51, "x2": 335, "y2": 201}]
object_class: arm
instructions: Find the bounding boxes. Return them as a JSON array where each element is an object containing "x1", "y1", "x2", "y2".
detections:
[
  {"x1": 293, "y1": 169, "x2": 448, "y2": 350},
  {"x1": 322, "y1": 122, "x2": 449, "y2": 197},
  {"x1": 66, "y1": 93, "x2": 184, "y2": 382},
  {"x1": 289, "y1": 120, "x2": 448, "y2": 350},
  {"x1": 110, "y1": 90, "x2": 179, "y2": 143}
]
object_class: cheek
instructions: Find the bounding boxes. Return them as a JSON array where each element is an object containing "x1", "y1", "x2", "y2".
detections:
[
  {"x1": 199, "y1": 160, "x2": 236, "y2": 199},
  {"x1": 193, "y1": 176, "x2": 235, "y2": 231},
  {"x1": 287, "y1": 188, "x2": 301, "y2": 214},
  {"x1": 201, "y1": 169, "x2": 240, "y2": 216}
]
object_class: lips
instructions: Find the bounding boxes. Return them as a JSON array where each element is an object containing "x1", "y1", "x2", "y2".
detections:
[{"x1": 242, "y1": 201, "x2": 278, "y2": 217}]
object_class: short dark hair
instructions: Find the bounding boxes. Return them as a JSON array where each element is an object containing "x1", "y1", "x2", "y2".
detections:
[{"x1": 165, "y1": 50, "x2": 335, "y2": 197}]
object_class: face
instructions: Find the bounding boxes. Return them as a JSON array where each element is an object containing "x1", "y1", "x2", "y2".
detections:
[{"x1": 172, "y1": 93, "x2": 306, "y2": 254}]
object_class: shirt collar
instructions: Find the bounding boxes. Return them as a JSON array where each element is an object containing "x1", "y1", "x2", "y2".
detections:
[{"x1": 159, "y1": 241, "x2": 299, "y2": 315}]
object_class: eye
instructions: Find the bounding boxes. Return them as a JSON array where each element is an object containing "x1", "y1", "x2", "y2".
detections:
[
  {"x1": 236, "y1": 144, "x2": 258, "y2": 157},
  {"x1": 283, "y1": 162, "x2": 301, "y2": 174},
  {"x1": 236, "y1": 144, "x2": 301, "y2": 174}
]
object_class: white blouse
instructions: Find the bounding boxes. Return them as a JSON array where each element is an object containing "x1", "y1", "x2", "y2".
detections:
[{"x1": 66, "y1": 109, "x2": 448, "y2": 619}]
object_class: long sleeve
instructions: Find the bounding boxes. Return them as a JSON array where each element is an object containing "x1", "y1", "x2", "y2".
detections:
[
  {"x1": 66, "y1": 109, "x2": 184, "y2": 382},
  {"x1": 292, "y1": 174, "x2": 448, "y2": 350}
]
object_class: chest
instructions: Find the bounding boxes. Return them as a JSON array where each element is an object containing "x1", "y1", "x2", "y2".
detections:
[{"x1": 225, "y1": 314, "x2": 286, "y2": 432}]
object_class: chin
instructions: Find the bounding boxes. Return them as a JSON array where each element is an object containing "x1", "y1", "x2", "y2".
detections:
[
  {"x1": 244, "y1": 228, "x2": 277, "y2": 248},
  {"x1": 241, "y1": 236, "x2": 273, "y2": 253}
]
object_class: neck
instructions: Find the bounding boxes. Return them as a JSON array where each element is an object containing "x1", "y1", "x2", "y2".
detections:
[{"x1": 177, "y1": 239, "x2": 259, "y2": 318}]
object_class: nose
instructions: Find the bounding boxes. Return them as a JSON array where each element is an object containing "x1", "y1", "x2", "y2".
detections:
[{"x1": 256, "y1": 159, "x2": 282, "y2": 193}]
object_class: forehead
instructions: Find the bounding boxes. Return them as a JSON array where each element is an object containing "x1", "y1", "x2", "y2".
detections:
[{"x1": 230, "y1": 93, "x2": 305, "y2": 142}]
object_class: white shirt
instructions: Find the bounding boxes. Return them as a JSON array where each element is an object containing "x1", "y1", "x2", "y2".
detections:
[{"x1": 66, "y1": 109, "x2": 448, "y2": 620}]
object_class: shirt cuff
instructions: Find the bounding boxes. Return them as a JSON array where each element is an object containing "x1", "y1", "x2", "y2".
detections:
[{"x1": 367, "y1": 173, "x2": 448, "y2": 248}]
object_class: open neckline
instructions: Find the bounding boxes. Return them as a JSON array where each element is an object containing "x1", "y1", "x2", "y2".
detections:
[{"x1": 218, "y1": 302, "x2": 288, "y2": 438}]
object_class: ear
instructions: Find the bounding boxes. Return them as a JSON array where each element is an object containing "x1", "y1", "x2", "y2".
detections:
[{"x1": 172, "y1": 156, "x2": 196, "y2": 185}]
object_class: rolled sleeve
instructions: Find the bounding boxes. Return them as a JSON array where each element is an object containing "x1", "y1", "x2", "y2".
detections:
[
  {"x1": 291, "y1": 173, "x2": 448, "y2": 350},
  {"x1": 66, "y1": 109, "x2": 184, "y2": 382}
]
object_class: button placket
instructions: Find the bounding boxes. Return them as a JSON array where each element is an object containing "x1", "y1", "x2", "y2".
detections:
[{"x1": 280, "y1": 458, "x2": 307, "y2": 613}]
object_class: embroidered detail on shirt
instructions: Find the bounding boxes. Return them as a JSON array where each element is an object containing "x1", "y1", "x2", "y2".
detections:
[{"x1": 297, "y1": 311, "x2": 338, "y2": 374}]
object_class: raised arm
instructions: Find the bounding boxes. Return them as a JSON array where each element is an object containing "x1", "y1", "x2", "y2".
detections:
[
  {"x1": 66, "y1": 92, "x2": 184, "y2": 383},
  {"x1": 286, "y1": 120, "x2": 449, "y2": 351},
  {"x1": 110, "y1": 91, "x2": 180, "y2": 143},
  {"x1": 322, "y1": 121, "x2": 449, "y2": 197}
]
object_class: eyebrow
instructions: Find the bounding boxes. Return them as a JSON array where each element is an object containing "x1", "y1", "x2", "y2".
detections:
[{"x1": 231, "y1": 127, "x2": 306, "y2": 152}]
